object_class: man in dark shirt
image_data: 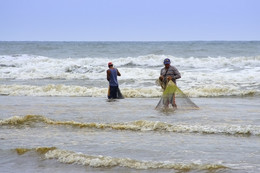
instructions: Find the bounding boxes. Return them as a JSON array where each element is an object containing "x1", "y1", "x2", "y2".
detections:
[
  {"x1": 159, "y1": 58, "x2": 181, "y2": 107},
  {"x1": 107, "y1": 62, "x2": 122, "y2": 99},
  {"x1": 159, "y1": 58, "x2": 181, "y2": 86}
]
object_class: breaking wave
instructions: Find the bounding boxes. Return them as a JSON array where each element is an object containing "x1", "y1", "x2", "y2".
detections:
[
  {"x1": 1, "y1": 54, "x2": 260, "y2": 80},
  {"x1": 14, "y1": 147, "x2": 227, "y2": 170},
  {"x1": 0, "y1": 84, "x2": 259, "y2": 97},
  {"x1": 1, "y1": 54, "x2": 259, "y2": 98},
  {"x1": 2, "y1": 115, "x2": 260, "y2": 136}
]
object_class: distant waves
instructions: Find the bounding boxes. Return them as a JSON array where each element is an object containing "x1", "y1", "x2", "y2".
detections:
[{"x1": 1, "y1": 54, "x2": 260, "y2": 97}]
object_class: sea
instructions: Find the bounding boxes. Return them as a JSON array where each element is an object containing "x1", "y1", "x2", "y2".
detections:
[{"x1": 0, "y1": 41, "x2": 260, "y2": 173}]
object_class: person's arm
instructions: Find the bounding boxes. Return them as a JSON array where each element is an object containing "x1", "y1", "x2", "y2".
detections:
[
  {"x1": 117, "y1": 69, "x2": 121, "y2": 76},
  {"x1": 159, "y1": 68, "x2": 164, "y2": 81},
  {"x1": 172, "y1": 66, "x2": 181, "y2": 79},
  {"x1": 107, "y1": 69, "x2": 111, "y2": 81}
]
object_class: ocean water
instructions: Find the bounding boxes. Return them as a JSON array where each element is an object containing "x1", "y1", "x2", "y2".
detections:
[{"x1": 0, "y1": 41, "x2": 260, "y2": 172}]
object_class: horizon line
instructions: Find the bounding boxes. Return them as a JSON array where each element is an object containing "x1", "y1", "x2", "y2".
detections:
[{"x1": 1, "y1": 40, "x2": 260, "y2": 42}]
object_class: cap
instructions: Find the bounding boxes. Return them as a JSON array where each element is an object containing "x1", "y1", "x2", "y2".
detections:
[
  {"x1": 108, "y1": 62, "x2": 113, "y2": 66},
  {"x1": 164, "y1": 58, "x2": 171, "y2": 64}
]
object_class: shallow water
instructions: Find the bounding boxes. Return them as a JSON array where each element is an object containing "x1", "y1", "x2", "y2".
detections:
[
  {"x1": 1, "y1": 41, "x2": 260, "y2": 172},
  {"x1": 1, "y1": 96, "x2": 260, "y2": 172}
]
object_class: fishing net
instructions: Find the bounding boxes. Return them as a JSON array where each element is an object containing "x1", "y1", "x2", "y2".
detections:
[
  {"x1": 107, "y1": 86, "x2": 124, "y2": 99},
  {"x1": 156, "y1": 80, "x2": 199, "y2": 110},
  {"x1": 117, "y1": 88, "x2": 124, "y2": 99}
]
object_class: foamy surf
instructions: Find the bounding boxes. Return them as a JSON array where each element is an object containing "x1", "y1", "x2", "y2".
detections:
[
  {"x1": 1, "y1": 115, "x2": 260, "y2": 136},
  {"x1": 1, "y1": 55, "x2": 259, "y2": 86},
  {"x1": 0, "y1": 84, "x2": 259, "y2": 97},
  {"x1": 1, "y1": 54, "x2": 260, "y2": 72},
  {"x1": 1, "y1": 54, "x2": 259, "y2": 98},
  {"x1": 14, "y1": 147, "x2": 227, "y2": 170}
]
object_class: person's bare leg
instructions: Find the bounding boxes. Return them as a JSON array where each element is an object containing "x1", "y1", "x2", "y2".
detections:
[{"x1": 172, "y1": 94, "x2": 177, "y2": 108}]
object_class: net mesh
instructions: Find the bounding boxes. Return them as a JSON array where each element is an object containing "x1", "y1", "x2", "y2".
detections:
[
  {"x1": 107, "y1": 86, "x2": 124, "y2": 99},
  {"x1": 118, "y1": 88, "x2": 124, "y2": 99},
  {"x1": 156, "y1": 80, "x2": 199, "y2": 110}
]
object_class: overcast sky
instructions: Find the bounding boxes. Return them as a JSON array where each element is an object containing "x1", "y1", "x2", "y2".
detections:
[{"x1": 0, "y1": 0, "x2": 259, "y2": 41}]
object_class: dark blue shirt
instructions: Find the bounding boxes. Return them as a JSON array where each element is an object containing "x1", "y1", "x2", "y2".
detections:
[{"x1": 109, "y1": 68, "x2": 119, "y2": 86}]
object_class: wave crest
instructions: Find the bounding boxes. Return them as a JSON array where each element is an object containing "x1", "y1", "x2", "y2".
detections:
[
  {"x1": 14, "y1": 147, "x2": 227, "y2": 170},
  {"x1": 2, "y1": 115, "x2": 260, "y2": 136},
  {"x1": 1, "y1": 54, "x2": 260, "y2": 80},
  {"x1": 1, "y1": 84, "x2": 259, "y2": 97}
]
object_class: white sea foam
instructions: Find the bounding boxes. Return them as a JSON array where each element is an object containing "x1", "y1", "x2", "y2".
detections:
[
  {"x1": 2, "y1": 115, "x2": 260, "y2": 136},
  {"x1": 13, "y1": 146, "x2": 226, "y2": 170},
  {"x1": 44, "y1": 149, "x2": 226, "y2": 170},
  {"x1": 0, "y1": 84, "x2": 259, "y2": 97},
  {"x1": 1, "y1": 54, "x2": 260, "y2": 79},
  {"x1": 1, "y1": 54, "x2": 259, "y2": 97}
]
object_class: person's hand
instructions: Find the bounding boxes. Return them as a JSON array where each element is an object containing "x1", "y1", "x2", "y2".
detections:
[
  {"x1": 159, "y1": 75, "x2": 164, "y2": 81},
  {"x1": 167, "y1": 76, "x2": 172, "y2": 81}
]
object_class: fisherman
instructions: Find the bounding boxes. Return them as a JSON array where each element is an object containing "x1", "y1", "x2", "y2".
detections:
[
  {"x1": 159, "y1": 58, "x2": 181, "y2": 107},
  {"x1": 107, "y1": 62, "x2": 123, "y2": 99}
]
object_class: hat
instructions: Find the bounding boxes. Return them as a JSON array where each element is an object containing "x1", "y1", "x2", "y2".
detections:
[
  {"x1": 108, "y1": 62, "x2": 113, "y2": 66},
  {"x1": 164, "y1": 58, "x2": 171, "y2": 64}
]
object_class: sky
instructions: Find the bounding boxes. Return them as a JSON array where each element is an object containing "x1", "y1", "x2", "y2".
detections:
[{"x1": 0, "y1": 0, "x2": 259, "y2": 41}]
